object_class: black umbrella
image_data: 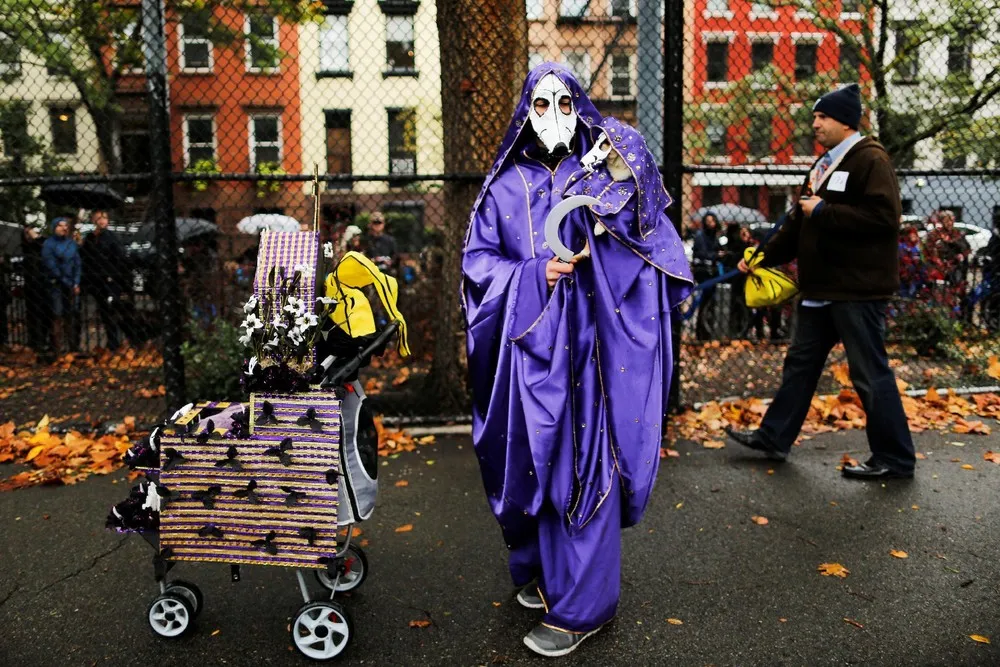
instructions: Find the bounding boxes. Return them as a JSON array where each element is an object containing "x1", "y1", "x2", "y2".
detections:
[
  {"x1": 134, "y1": 217, "x2": 219, "y2": 245},
  {"x1": 0, "y1": 221, "x2": 22, "y2": 256},
  {"x1": 39, "y1": 183, "x2": 128, "y2": 210}
]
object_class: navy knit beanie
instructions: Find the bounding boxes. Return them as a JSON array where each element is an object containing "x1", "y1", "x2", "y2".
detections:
[{"x1": 813, "y1": 84, "x2": 862, "y2": 129}]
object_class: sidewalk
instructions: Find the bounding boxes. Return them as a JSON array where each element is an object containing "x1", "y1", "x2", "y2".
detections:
[{"x1": 1, "y1": 428, "x2": 997, "y2": 666}]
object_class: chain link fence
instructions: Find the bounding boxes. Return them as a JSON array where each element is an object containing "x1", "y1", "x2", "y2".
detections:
[{"x1": 0, "y1": 0, "x2": 998, "y2": 427}]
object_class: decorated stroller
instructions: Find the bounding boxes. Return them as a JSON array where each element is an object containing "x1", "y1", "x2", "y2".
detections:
[{"x1": 108, "y1": 227, "x2": 409, "y2": 661}]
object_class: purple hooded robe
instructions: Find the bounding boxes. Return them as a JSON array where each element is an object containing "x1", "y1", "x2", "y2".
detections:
[{"x1": 462, "y1": 65, "x2": 693, "y2": 631}]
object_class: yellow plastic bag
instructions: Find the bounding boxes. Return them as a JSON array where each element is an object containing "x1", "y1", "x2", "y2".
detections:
[
  {"x1": 743, "y1": 247, "x2": 799, "y2": 308},
  {"x1": 324, "y1": 251, "x2": 411, "y2": 357}
]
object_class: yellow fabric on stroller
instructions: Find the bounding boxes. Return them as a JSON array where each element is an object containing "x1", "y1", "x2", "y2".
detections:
[
  {"x1": 743, "y1": 246, "x2": 799, "y2": 308},
  {"x1": 324, "y1": 251, "x2": 411, "y2": 357}
]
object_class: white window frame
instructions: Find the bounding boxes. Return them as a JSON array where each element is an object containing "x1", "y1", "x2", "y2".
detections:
[
  {"x1": 749, "y1": 1, "x2": 778, "y2": 20},
  {"x1": 561, "y1": 50, "x2": 591, "y2": 89},
  {"x1": 608, "y1": 51, "x2": 637, "y2": 100},
  {"x1": 318, "y1": 14, "x2": 350, "y2": 73},
  {"x1": 559, "y1": 0, "x2": 590, "y2": 19},
  {"x1": 183, "y1": 113, "x2": 216, "y2": 168},
  {"x1": 248, "y1": 112, "x2": 283, "y2": 171},
  {"x1": 748, "y1": 35, "x2": 779, "y2": 90},
  {"x1": 702, "y1": 34, "x2": 734, "y2": 90},
  {"x1": 179, "y1": 13, "x2": 214, "y2": 73},
  {"x1": 526, "y1": 0, "x2": 544, "y2": 21},
  {"x1": 704, "y1": 119, "x2": 730, "y2": 164},
  {"x1": 384, "y1": 14, "x2": 416, "y2": 72},
  {"x1": 703, "y1": 0, "x2": 732, "y2": 19},
  {"x1": 793, "y1": 0, "x2": 814, "y2": 20},
  {"x1": 840, "y1": 0, "x2": 863, "y2": 20},
  {"x1": 245, "y1": 14, "x2": 279, "y2": 73}
]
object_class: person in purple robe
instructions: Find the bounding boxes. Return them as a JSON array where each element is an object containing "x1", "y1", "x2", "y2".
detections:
[{"x1": 461, "y1": 62, "x2": 693, "y2": 657}]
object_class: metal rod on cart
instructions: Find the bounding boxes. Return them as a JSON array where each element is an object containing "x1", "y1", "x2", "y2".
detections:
[{"x1": 295, "y1": 570, "x2": 312, "y2": 604}]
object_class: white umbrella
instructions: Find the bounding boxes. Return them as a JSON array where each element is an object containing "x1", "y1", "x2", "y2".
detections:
[{"x1": 236, "y1": 213, "x2": 302, "y2": 234}]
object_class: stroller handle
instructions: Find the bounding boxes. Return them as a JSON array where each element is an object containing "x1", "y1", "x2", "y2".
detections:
[{"x1": 322, "y1": 320, "x2": 401, "y2": 387}]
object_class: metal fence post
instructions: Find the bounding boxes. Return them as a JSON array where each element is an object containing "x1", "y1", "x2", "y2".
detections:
[
  {"x1": 636, "y1": 0, "x2": 663, "y2": 161},
  {"x1": 664, "y1": 0, "x2": 685, "y2": 412},
  {"x1": 142, "y1": 0, "x2": 185, "y2": 408}
]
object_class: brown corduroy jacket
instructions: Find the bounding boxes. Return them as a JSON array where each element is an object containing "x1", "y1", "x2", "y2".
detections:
[{"x1": 760, "y1": 136, "x2": 902, "y2": 301}]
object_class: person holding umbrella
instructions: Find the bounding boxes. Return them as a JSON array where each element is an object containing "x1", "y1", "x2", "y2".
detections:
[{"x1": 41, "y1": 217, "x2": 81, "y2": 355}]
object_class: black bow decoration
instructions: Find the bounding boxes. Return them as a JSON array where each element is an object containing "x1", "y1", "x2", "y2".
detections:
[
  {"x1": 198, "y1": 524, "x2": 224, "y2": 539},
  {"x1": 162, "y1": 448, "x2": 187, "y2": 471},
  {"x1": 325, "y1": 468, "x2": 342, "y2": 485},
  {"x1": 298, "y1": 527, "x2": 318, "y2": 546},
  {"x1": 233, "y1": 479, "x2": 261, "y2": 504},
  {"x1": 214, "y1": 445, "x2": 243, "y2": 471},
  {"x1": 251, "y1": 530, "x2": 279, "y2": 555},
  {"x1": 280, "y1": 486, "x2": 306, "y2": 506},
  {"x1": 257, "y1": 401, "x2": 279, "y2": 425},
  {"x1": 196, "y1": 419, "x2": 222, "y2": 444},
  {"x1": 316, "y1": 555, "x2": 339, "y2": 577},
  {"x1": 296, "y1": 407, "x2": 324, "y2": 433},
  {"x1": 191, "y1": 484, "x2": 223, "y2": 509},
  {"x1": 154, "y1": 483, "x2": 173, "y2": 500},
  {"x1": 264, "y1": 437, "x2": 294, "y2": 467}
]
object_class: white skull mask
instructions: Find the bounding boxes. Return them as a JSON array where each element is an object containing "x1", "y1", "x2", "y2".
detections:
[
  {"x1": 528, "y1": 73, "x2": 577, "y2": 154},
  {"x1": 580, "y1": 132, "x2": 613, "y2": 173}
]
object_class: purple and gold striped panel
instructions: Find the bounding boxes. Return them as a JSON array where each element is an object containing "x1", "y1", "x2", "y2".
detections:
[
  {"x1": 249, "y1": 392, "x2": 342, "y2": 440},
  {"x1": 158, "y1": 412, "x2": 340, "y2": 569},
  {"x1": 253, "y1": 231, "x2": 320, "y2": 366}
]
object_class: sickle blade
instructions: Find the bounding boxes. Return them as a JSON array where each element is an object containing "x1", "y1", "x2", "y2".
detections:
[{"x1": 543, "y1": 195, "x2": 601, "y2": 262}]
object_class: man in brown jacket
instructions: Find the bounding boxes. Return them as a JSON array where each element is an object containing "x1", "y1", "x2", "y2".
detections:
[{"x1": 726, "y1": 84, "x2": 916, "y2": 480}]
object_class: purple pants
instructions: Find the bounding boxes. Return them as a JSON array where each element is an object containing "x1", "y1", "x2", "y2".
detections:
[{"x1": 508, "y1": 476, "x2": 621, "y2": 633}]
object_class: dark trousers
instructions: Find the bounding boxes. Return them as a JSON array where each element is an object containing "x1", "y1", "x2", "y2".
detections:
[
  {"x1": 757, "y1": 301, "x2": 916, "y2": 473},
  {"x1": 95, "y1": 292, "x2": 122, "y2": 350}
]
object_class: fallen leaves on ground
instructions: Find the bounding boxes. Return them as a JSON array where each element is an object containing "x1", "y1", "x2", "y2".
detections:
[
  {"x1": 374, "y1": 417, "x2": 433, "y2": 457},
  {"x1": 0, "y1": 418, "x2": 135, "y2": 490},
  {"x1": 666, "y1": 618, "x2": 683, "y2": 625},
  {"x1": 889, "y1": 550, "x2": 909, "y2": 559},
  {"x1": 394, "y1": 524, "x2": 414, "y2": 533},
  {"x1": 987, "y1": 356, "x2": 1000, "y2": 380},
  {"x1": 394, "y1": 480, "x2": 410, "y2": 487},
  {"x1": 985, "y1": 451, "x2": 1000, "y2": 464},
  {"x1": 843, "y1": 618, "x2": 864, "y2": 629},
  {"x1": 817, "y1": 563, "x2": 850, "y2": 578},
  {"x1": 408, "y1": 620, "x2": 432, "y2": 629},
  {"x1": 702, "y1": 440, "x2": 725, "y2": 449},
  {"x1": 961, "y1": 464, "x2": 976, "y2": 470},
  {"x1": 969, "y1": 635, "x2": 991, "y2": 644},
  {"x1": 668, "y1": 391, "x2": 1000, "y2": 444},
  {"x1": 750, "y1": 515, "x2": 769, "y2": 525}
]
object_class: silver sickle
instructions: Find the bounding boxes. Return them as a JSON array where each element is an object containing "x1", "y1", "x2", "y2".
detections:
[{"x1": 543, "y1": 195, "x2": 601, "y2": 263}]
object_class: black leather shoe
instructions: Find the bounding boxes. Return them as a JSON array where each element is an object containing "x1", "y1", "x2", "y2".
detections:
[
  {"x1": 841, "y1": 462, "x2": 914, "y2": 480},
  {"x1": 723, "y1": 426, "x2": 787, "y2": 461}
]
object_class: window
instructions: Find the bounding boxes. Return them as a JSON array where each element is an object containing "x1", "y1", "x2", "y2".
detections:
[
  {"x1": 901, "y1": 198, "x2": 913, "y2": 215},
  {"x1": 119, "y1": 100, "x2": 151, "y2": 174},
  {"x1": 528, "y1": 51, "x2": 545, "y2": 71},
  {"x1": 0, "y1": 105, "x2": 28, "y2": 157},
  {"x1": 947, "y1": 31, "x2": 973, "y2": 75},
  {"x1": 385, "y1": 15, "x2": 415, "y2": 72},
  {"x1": 942, "y1": 153, "x2": 966, "y2": 169},
  {"x1": 706, "y1": 123, "x2": 727, "y2": 157},
  {"x1": 705, "y1": 0, "x2": 729, "y2": 13},
  {"x1": 559, "y1": 0, "x2": 589, "y2": 18},
  {"x1": 748, "y1": 113, "x2": 772, "y2": 159},
  {"x1": 0, "y1": 32, "x2": 19, "y2": 77},
  {"x1": 46, "y1": 32, "x2": 72, "y2": 77},
  {"x1": 325, "y1": 110, "x2": 352, "y2": 188},
  {"x1": 750, "y1": 2, "x2": 775, "y2": 16},
  {"x1": 387, "y1": 108, "x2": 417, "y2": 176},
  {"x1": 795, "y1": 43, "x2": 817, "y2": 81},
  {"x1": 526, "y1": 0, "x2": 544, "y2": 20},
  {"x1": 49, "y1": 108, "x2": 77, "y2": 154},
  {"x1": 184, "y1": 114, "x2": 215, "y2": 167},
  {"x1": 610, "y1": 53, "x2": 633, "y2": 98},
  {"x1": 609, "y1": 0, "x2": 636, "y2": 18},
  {"x1": 563, "y1": 51, "x2": 590, "y2": 88},
  {"x1": 701, "y1": 186, "x2": 723, "y2": 207},
  {"x1": 249, "y1": 113, "x2": 282, "y2": 170},
  {"x1": 180, "y1": 11, "x2": 213, "y2": 71},
  {"x1": 319, "y1": 14, "x2": 350, "y2": 73},
  {"x1": 751, "y1": 41, "x2": 773, "y2": 72},
  {"x1": 793, "y1": 107, "x2": 814, "y2": 156},
  {"x1": 246, "y1": 14, "x2": 278, "y2": 71},
  {"x1": 893, "y1": 22, "x2": 918, "y2": 83},
  {"x1": 706, "y1": 42, "x2": 728, "y2": 83},
  {"x1": 838, "y1": 40, "x2": 860, "y2": 80},
  {"x1": 739, "y1": 186, "x2": 759, "y2": 210}
]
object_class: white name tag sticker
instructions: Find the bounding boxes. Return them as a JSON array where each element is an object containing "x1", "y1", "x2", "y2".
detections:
[{"x1": 827, "y1": 171, "x2": 849, "y2": 192}]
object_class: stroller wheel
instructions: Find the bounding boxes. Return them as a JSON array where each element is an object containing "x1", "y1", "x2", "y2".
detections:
[
  {"x1": 314, "y1": 544, "x2": 369, "y2": 593},
  {"x1": 291, "y1": 600, "x2": 353, "y2": 660},
  {"x1": 165, "y1": 579, "x2": 204, "y2": 617},
  {"x1": 148, "y1": 593, "x2": 194, "y2": 638}
]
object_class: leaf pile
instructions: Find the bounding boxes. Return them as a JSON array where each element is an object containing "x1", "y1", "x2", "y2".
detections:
[
  {"x1": 374, "y1": 416, "x2": 435, "y2": 457},
  {"x1": 0, "y1": 417, "x2": 134, "y2": 491}
]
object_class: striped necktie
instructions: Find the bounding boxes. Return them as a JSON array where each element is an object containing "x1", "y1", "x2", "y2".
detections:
[{"x1": 813, "y1": 153, "x2": 833, "y2": 186}]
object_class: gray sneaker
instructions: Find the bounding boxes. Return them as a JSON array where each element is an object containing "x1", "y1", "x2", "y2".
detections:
[
  {"x1": 523, "y1": 623, "x2": 600, "y2": 657},
  {"x1": 516, "y1": 583, "x2": 544, "y2": 609}
]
